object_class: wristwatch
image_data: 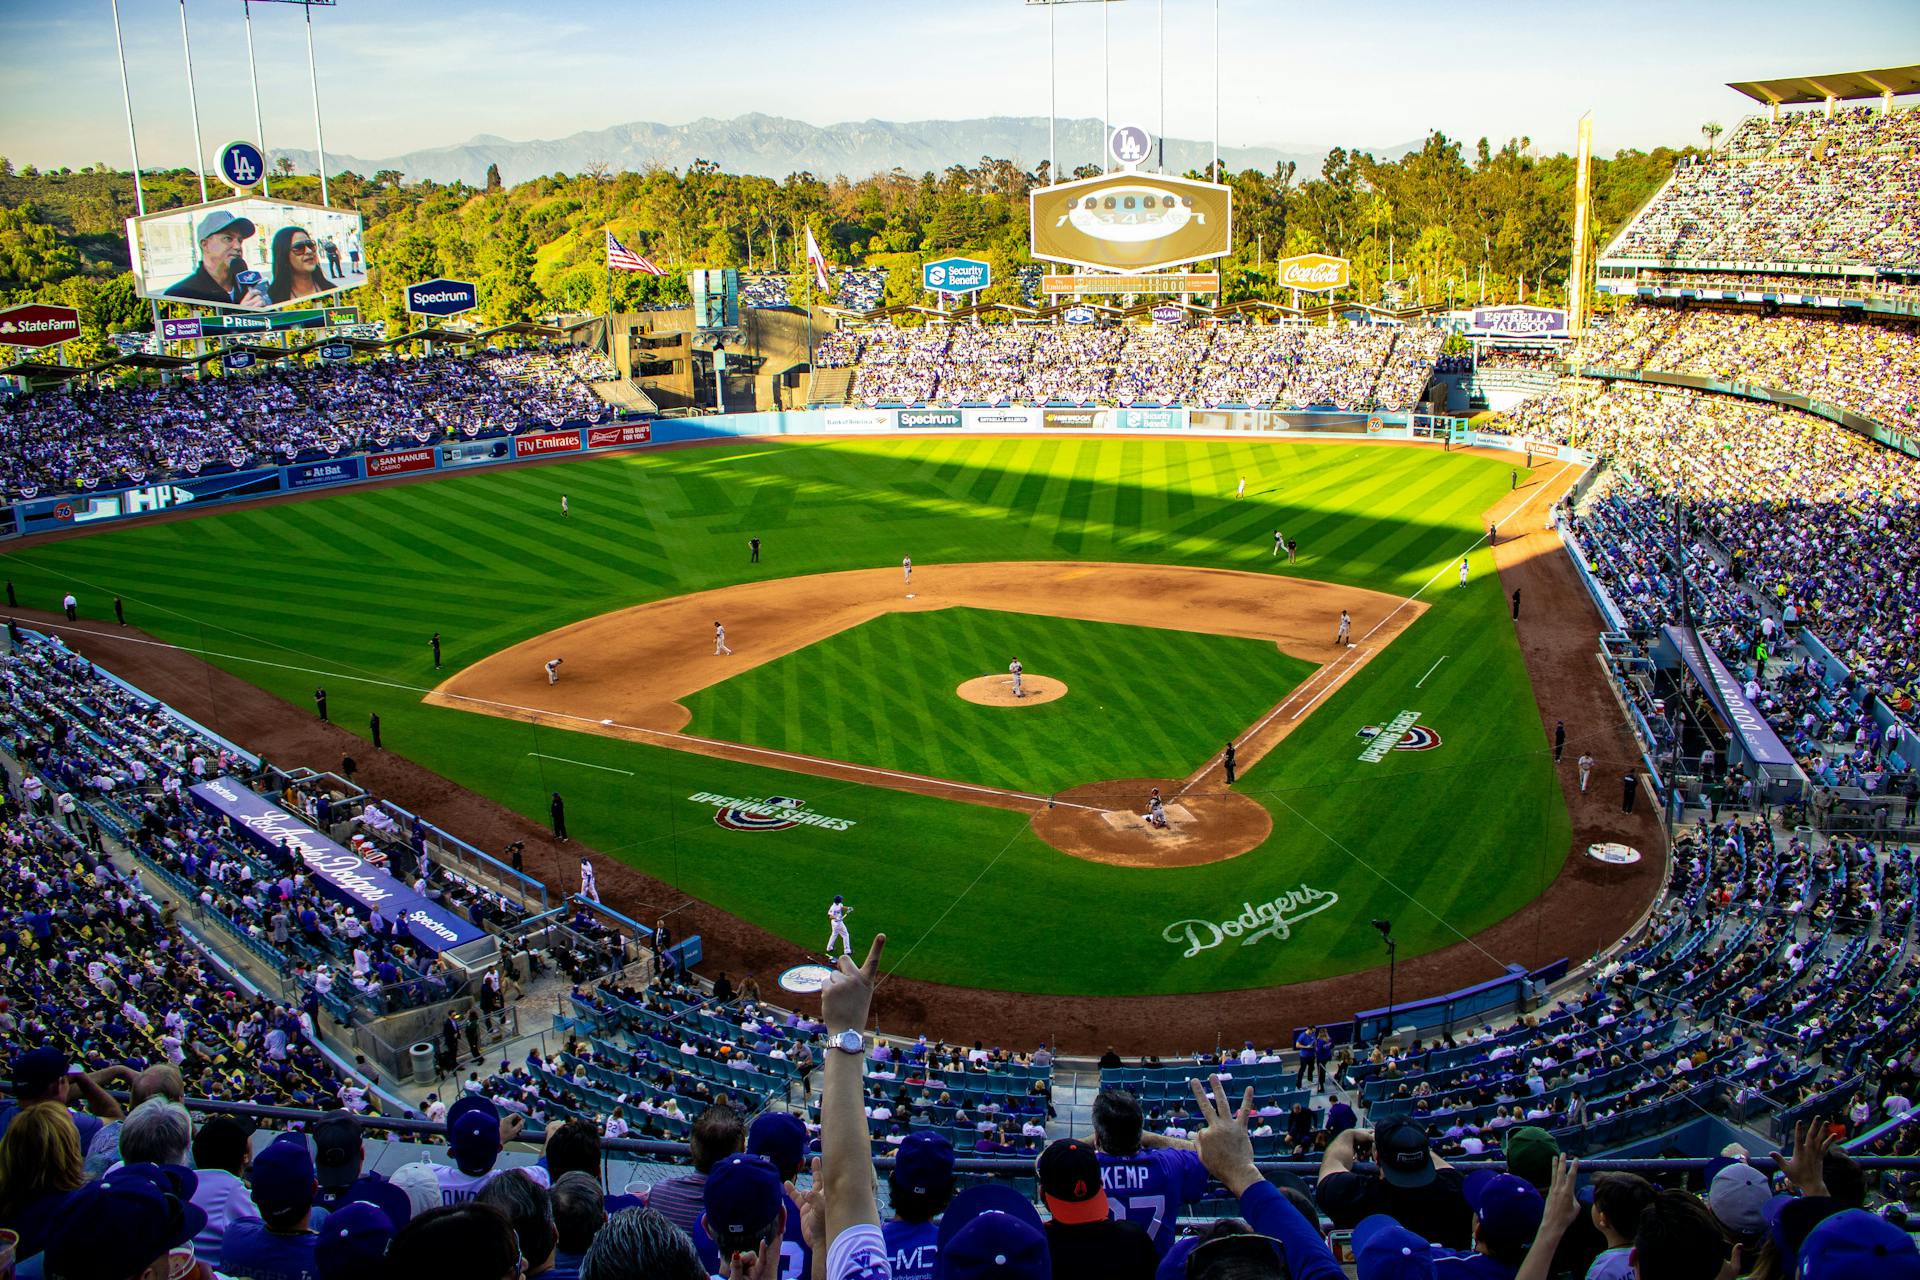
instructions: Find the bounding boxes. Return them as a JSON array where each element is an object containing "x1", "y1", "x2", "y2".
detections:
[{"x1": 827, "y1": 1029, "x2": 866, "y2": 1056}]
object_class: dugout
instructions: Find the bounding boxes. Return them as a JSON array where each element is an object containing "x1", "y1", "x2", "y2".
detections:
[{"x1": 1650, "y1": 626, "x2": 1807, "y2": 805}]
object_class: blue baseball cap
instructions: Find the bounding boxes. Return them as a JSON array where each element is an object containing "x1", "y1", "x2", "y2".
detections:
[
  {"x1": 252, "y1": 1133, "x2": 319, "y2": 1217},
  {"x1": 704, "y1": 1153, "x2": 785, "y2": 1239},
  {"x1": 1463, "y1": 1170, "x2": 1544, "y2": 1255},
  {"x1": 1796, "y1": 1208, "x2": 1920, "y2": 1279},
  {"x1": 1353, "y1": 1213, "x2": 1436, "y2": 1280},
  {"x1": 747, "y1": 1110, "x2": 809, "y2": 1178},
  {"x1": 1767, "y1": 1194, "x2": 1849, "y2": 1262},
  {"x1": 339, "y1": 1174, "x2": 414, "y2": 1229},
  {"x1": 892, "y1": 1131, "x2": 957, "y2": 1197},
  {"x1": 446, "y1": 1095, "x2": 503, "y2": 1170},
  {"x1": 316, "y1": 1202, "x2": 396, "y2": 1280},
  {"x1": 11, "y1": 1045, "x2": 70, "y2": 1093},
  {"x1": 935, "y1": 1183, "x2": 1049, "y2": 1280},
  {"x1": 45, "y1": 1163, "x2": 208, "y2": 1280}
]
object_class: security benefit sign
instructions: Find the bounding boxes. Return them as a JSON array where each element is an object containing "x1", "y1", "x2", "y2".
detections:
[{"x1": 1030, "y1": 170, "x2": 1233, "y2": 274}]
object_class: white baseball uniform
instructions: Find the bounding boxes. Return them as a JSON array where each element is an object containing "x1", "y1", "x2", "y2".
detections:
[
  {"x1": 580, "y1": 858, "x2": 600, "y2": 903},
  {"x1": 545, "y1": 659, "x2": 562, "y2": 685},
  {"x1": 1337, "y1": 612, "x2": 1350, "y2": 645},
  {"x1": 1273, "y1": 531, "x2": 1284, "y2": 556},
  {"x1": 715, "y1": 624, "x2": 732, "y2": 656},
  {"x1": 1459, "y1": 557, "x2": 1469, "y2": 587},
  {"x1": 1236, "y1": 477, "x2": 1246, "y2": 498},
  {"x1": 561, "y1": 496, "x2": 569, "y2": 517},
  {"x1": 903, "y1": 556, "x2": 912, "y2": 585},
  {"x1": 827, "y1": 900, "x2": 852, "y2": 956},
  {"x1": 1009, "y1": 660, "x2": 1024, "y2": 698}
]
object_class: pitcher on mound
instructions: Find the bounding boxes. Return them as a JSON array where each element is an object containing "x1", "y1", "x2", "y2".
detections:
[{"x1": 1009, "y1": 658, "x2": 1025, "y2": 698}]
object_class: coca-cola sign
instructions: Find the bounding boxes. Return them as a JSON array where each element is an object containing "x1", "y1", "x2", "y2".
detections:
[{"x1": 1276, "y1": 253, "x2": 1351, "y2": 292}]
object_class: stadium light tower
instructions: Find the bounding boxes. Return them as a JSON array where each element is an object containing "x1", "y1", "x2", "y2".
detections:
[
  {"x1": 245, "y1": 0, "x2": 340, "y2": 206},
  {"x1": 1027, "y1": 0, "x2": 1125, "y2": 180}
]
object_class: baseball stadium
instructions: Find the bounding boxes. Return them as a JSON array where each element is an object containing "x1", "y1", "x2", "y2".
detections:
[{"x1": 0, "y1": 5, "x2": 1918, "y2": 1278}]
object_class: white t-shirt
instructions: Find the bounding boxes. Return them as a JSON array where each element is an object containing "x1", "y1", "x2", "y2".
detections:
[
  {"x1": 433, "y1": 1161, "x2": 550, "y2": 1205},
  {"x1": 826, "y1": 1224, "x2": 892, "y2": 1279}
]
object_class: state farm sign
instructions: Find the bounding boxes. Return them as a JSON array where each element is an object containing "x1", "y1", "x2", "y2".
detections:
[
  {"x1": 1276, "y1": 254, "x2": 1350, "y2": 293},
  {"x1": 0, "y1": 304, "x2": 82, "y2": 349}
]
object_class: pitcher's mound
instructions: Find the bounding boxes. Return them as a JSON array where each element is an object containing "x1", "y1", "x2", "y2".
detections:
[{"x1": 957, "y1": 674, "x2": 1067, "y2": 707}]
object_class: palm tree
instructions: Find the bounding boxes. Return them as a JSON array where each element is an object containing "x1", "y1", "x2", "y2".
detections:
[{"x1": 1700, "y1": 121, "x2": 1723, "y2": 158}]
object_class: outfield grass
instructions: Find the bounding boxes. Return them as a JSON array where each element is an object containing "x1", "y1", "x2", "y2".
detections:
[
  {"x1": 684, "y1": 607, "x2": 1319, "y2": 793},
  {"x1": 0, "y1": 436, "x2": 1570, "y2": 996}
]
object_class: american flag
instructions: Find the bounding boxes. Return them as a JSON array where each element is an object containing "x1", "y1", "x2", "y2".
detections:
[{"x1": 606, "y1": 230, "x2": 664, "y2": 276}]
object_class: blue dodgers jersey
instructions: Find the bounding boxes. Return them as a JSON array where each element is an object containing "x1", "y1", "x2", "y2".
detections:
[
  {"x1": 1096, "y1": 1148, "x2": 1209, "y2": 1254},
  {"x1": 883, "y1": 1218, "x2": 939, "y2": 1280}
]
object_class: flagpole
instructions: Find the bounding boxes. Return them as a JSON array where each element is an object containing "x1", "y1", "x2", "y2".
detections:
[{"x1": 604, "y1": 225, "x2": 613, "y2": 365}]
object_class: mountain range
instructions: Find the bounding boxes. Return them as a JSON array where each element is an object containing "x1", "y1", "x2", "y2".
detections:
[{"x1": 268, "y1": 113, "x2": 1418, "y2": 187}]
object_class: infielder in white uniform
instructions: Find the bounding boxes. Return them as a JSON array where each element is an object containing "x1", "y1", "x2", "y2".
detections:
[
  {"x1": 1009, "y1": 658, "x2": 1024, "y2": 698},
  {"x1": 1235, "y1": 476, "x2": 1247, "y2": 499},
  {"x1": 903, "y1": 555, "x2": 912, "y2": 586},
  {"x1": 1273, "y1": 530, "x2": 1285, "y2": 556},
  {"x1": 827, "y1": 894, "x2": 852, "y2": 958},
  {"x1": 1336, "y1": 611, "x2": 1351, "y2": 646},
  {"x1": 579, "y1": 856, "x2": 600, "y2": 903},
  {"x1": 714, "y1": 622, "x2": 732, "y2": 655},
  {"x1": 1458, "y1": 556, "x2": 1469, "y2": 587},
  {"x1": 545, "y1": 658, "x2": 563, "y2": 685}
]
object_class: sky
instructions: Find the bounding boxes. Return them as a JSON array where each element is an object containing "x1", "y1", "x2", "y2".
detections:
[{"x1": 1, "y1": 0, "x2": 1916, "y2": 173}]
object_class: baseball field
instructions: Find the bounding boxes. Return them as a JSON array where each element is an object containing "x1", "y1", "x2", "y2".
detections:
[{"x1": 2, "y1": 434, "x2": 1586, "y2": 1009}]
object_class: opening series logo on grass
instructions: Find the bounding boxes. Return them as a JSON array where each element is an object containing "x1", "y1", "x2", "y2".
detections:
[
  {"x1": 689, "y1": 792, "x2": 857, "y2": 832},
  {"x1": 1355, "y1": 710, "x2": 1442, "y2": 761}
]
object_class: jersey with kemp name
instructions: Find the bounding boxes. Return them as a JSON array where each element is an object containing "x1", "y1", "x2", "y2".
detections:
[{"x1": 1096, "y1": 1148, "x2": 1209, "y2": 1255}]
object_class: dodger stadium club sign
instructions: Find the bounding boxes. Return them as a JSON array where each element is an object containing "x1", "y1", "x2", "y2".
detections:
[{"x1": 689, "y1": 792, "x2": 856, "y2": 832}]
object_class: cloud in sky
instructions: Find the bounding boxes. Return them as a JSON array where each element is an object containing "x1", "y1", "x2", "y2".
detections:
[{"x1": 1, "y1": 0, "x2": 1914, "y2": 173}]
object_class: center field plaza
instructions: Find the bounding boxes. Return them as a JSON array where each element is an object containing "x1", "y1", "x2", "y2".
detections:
[{"x1": 4, "y1": 435, "x2": 1571, "y2": 996}]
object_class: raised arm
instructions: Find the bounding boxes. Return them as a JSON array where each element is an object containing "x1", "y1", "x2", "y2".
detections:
[{"x1": 819, "y1": 935, "x2": 887, "y2": 1243}]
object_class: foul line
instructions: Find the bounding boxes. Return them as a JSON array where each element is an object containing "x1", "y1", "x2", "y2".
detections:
[
  {"x1": 7, "y1": 617, "x2": 1103, "y2": 815},
  {"x1": 528, "y1": 752, "x2": 635, "y2": 777},
  {"x1": 1415, "y1": 656, "x2": 1448, "y2": 688}
]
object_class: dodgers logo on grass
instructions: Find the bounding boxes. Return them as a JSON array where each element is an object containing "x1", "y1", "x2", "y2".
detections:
[
  {"x1": 1162, "y1": 885, "x2": 1340, "y2": 958},
  {"x1": 689, "y1": 791, "x2": 857, "y2": 833}
]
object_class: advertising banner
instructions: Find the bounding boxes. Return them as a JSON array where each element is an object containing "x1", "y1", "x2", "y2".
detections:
[
  {"x1": 1031, "y1": 171, "x2": 1232, "y2": 274},
  {"x1": 284, "y1": 458, "x2": 363, "y2": 490},
  {"x1": 368, "y1": 447, "x2": 438, "y2": 478},
  {"x1": 188, "y1": 777, "x2": 487, "y2": 953},
  {"x1": 1043, "y1": 409, "x2": 1099, "y2": 429},
  {"x1": 922, "y1": 257, "x2": 991, "y2": 294},
  {"x1": 405, "y1": 278, "x2": 479, "y2": 317},
  {"x1": 1042, "y1": 273, "x2": 1221, "y2": 295},
  {"x1": 821, "y1": 409, "x2": 894, "y2": 431},
  {"x1": 1062, "y1": 306, "x2": 1096, "y2": 325},
  {"x1": 1469, "y1": 305, "x2": 1569, "y2": 338},
  {"x1": 514, "y1": 429, "x2": 584, "y2": 459},
  {"x1": 163, "y1": 310, "x2": 331, "y2": 342},
  {"x1": 222, "y1": 349, "x2": 256, "y2": 371},
  {"x1": 1276, "y1": 254, "x2": 1351, "y2": 293},
  {"x1": 127, "y1": 196, "x2": 367, "y2": 313},
  {"x1": 895, "y1": 409, "x2": 963, "y2": 429},
  {"x1": 441, "y1": 438, "x2": 513, "y2": 469},
  {"x1": 1110, "y1": 407, "x2": 1189, "y2": 431},
  {"x1": 0, "y1": 303, "x2": 82, "y2": 349},
  {"x1": 1150, "y1": 304, "x2": 1186, "y2": 325},
  {"x1": 19, "y1": 468, "x2": 283, "y2": 534},
  {"x1": 586, "y1": 423, "x2": 654, "y2": 449},
  {"x1": 161, "y1": 317, "x2": 203, "y2": 342},
  {"x1": 318, "y1": 343, "x2": 353, "y2": 361},
  {"x1": 964, "y1": 408, "x2": 1041, "y2": 430},
  {"x1": 1660, "y1": 626, "x2": 1797, "y2": 769}
]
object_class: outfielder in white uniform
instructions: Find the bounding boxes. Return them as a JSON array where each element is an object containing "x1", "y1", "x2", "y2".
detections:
[
  {"x1": 545, "y1": 658, "x2": 563, "y2": 685},
  {"x1": 903, "y1": 556, "x2": 912, "y2": 586},
  {"x1": 1336, "y1": 611, "x2": 1351, "y2": 646},
  {"x1": 1009, "y1": 658, "x2": 1024, "y2": 698},
  {"x1": 1235, "y1": 476, "x2": 1246, "y2": 499},
  {"x1": 714, "y1": 622, "x2": 732, "y2": 656},
  {"x1": 561, "y1": 496, "x2": 569, "y2": 517},
  {"x1": 1458, "y1": 556, "x2": 1469, "y2": 587},
  {"x1": 827, "y1": 895, "x2": 852, "y2": 959},
  {"x1": 579, "y1": 857, "x2": 600, "y2": 903}
]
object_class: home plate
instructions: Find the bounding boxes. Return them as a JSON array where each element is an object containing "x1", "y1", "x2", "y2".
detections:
[{"x1": 1102, "y1": 804, "x2": 1195, "y2": 832}]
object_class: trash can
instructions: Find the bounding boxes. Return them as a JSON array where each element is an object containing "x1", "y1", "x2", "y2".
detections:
[{"x1": 410, "y1": 1042, "x2": 437, "y2": 1084}]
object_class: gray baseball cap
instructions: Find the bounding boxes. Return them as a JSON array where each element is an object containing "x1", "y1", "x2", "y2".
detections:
[{"x1": 196, "y1": 209, "x2": 257, "y2": 243}]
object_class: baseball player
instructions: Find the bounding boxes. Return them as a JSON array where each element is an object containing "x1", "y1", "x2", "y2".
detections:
[
  {"x1": 1458, "y1": 556, "x2": 1469, "y2": 587},
  {"x1": 826, "y1": 895, "x2": 853, "y2": 959},
  {"x1": 714, "y1": 622, "x2": 732, "y2": 656},
  {"x1": 903, "y1": 555, "x2": 912, "y2": 586},
  {"x1": 1009, "y1": 658, "x2": 1024, "y2": 698},
  {"x1": 1336, "y1": 611, "x2": 1351, "y2": 646},
  {"x1": 1272, "y1": 529, "x2": 1285, "y2": 557},
  {"x1": 1235, "y1": 476, "x2": 1246, "y2": 499},
  {"x1": 545, "y1": 658, "x2": 563, "y2": 685},
  {"x1": 579, "y1": 856, "x2": 601, "y2": 904},
  {"x1": 561, "y1": 495, "x2": 570, "y2": 517},
  {"x1": 1578, "y1": 752, "x2": 1595, "y2": 794}
]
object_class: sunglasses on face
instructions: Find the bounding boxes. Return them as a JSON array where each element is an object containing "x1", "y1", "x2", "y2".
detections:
[{"x1": 290, "y1": 241, "x2": 317, "y2": 253}]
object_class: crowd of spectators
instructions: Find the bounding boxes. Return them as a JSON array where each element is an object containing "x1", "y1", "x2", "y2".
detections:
[
  {"x1": 1603, "y1": 267, "x2": 1913, "y2": 300},
  {"x1": 0, "y1": 343, "x2": 612, "y2": 497},
  {"x1": 815, "y1": 320, "x2": 1445, "y2": 410},
  {"x1": 1506, "y1": 379, "x2": 1920, "y2": 744},
  {"x1": 1577, "y1": 304, "x2": 1920, "y2": 434},
  {"x1": 1605, "y1": 105, "x2": 1920, "y2": 268}
]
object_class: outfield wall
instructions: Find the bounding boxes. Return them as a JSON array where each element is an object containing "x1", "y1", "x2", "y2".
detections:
[{"x1": 11, "y1": 406, "x2": 1552, "y2": 537}]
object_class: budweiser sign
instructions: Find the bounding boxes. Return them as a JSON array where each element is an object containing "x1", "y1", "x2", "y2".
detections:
[{"x1": 1276, "y1": 254, "x2": 1350, "y2": 292}]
